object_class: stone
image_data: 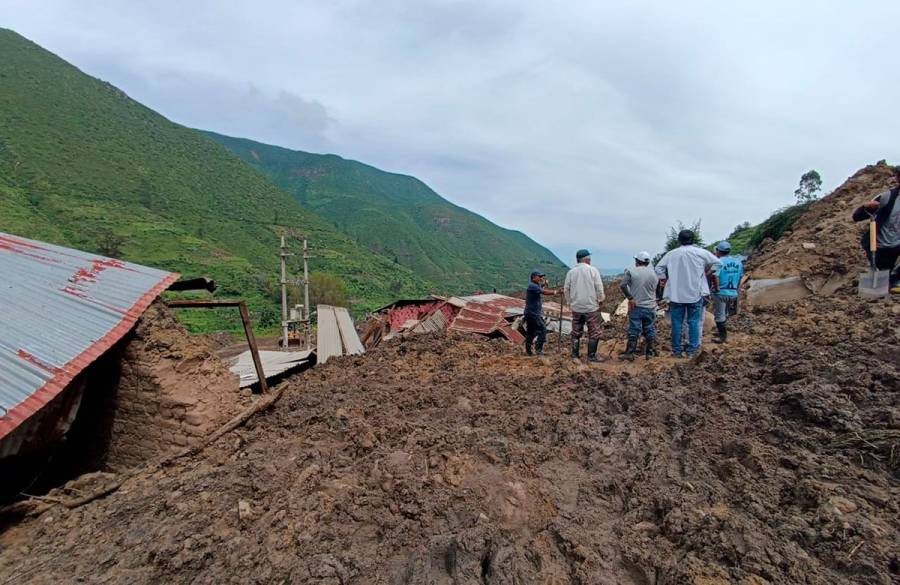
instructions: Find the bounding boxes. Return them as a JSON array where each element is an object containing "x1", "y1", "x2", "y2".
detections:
[
  {"x1": 801, "y1": 242, "x2": 816, "y2": 250},
  {"x1": 829, "y1": 496, "x2": 858, "y2": 514},
  {"x1": 238, "y1": 499, "x2": 253, "y2": 521},
  {"x1": 747, "y1": 276, "x2": 812, "y2": 308}
]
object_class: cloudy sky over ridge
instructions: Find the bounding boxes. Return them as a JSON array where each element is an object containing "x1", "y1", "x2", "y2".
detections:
[{"x1": 3, "y1": 0, "x2": 900, "y2": 269}]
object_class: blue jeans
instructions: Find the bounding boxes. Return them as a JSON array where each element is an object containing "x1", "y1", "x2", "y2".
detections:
[
  {"x1": 627, "y1": 307, "x2": 656, "y2": 340},
  {"x1": 670, "y1": 300, "x2": 703, "y2": 355}
]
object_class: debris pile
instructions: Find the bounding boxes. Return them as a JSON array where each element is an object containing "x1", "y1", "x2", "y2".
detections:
[{"x1": 362, "y1": 293, "x2": 574, "y2": 348}]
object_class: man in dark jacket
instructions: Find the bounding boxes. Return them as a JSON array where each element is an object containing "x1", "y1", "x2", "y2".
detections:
[
  {"x1": 852, "y1": 169, "x2": 900, "y2": 293},
  {"x1": 524, "y1": 270, "x2": 560, "y2": 356}
]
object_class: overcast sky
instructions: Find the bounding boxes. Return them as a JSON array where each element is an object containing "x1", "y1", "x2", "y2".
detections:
[{"x1": 3, "y1": 1, "x2": 899, "y2": 270}]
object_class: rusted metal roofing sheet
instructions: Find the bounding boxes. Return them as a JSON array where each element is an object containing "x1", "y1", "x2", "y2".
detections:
[
  {"x1": 447, "y1": 304, "x2": 505, "y2": 335},
  {"x1": 0, "y1": 232, "x2": 178, "y2": 441}
]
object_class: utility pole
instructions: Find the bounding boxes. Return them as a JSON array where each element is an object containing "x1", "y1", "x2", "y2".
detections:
[
  {"x1": 302, "y1": 237, "x2": 311, "y2": 350},
  {"x1": 279, "y1": 235, "x2": 292, "y2": 349}
]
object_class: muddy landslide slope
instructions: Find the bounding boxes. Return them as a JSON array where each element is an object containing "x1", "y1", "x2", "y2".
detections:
[{"x1": 1, "y1": 290, "x2": 898, "y2": 584}]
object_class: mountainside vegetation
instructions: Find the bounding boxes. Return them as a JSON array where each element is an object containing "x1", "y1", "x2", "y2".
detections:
[
  {"x1": 0, "y1": 28, "x2": 432, "y2": 331},
  {"x1": 205, "y1": 131, "x2": 568, "y2": 291}
]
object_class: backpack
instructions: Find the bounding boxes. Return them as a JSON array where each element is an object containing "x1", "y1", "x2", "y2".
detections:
[{"x1": 860, "y1": 187, "x2": 899, "y2": 252}]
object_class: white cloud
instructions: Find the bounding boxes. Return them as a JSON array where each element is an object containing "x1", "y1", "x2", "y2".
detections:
[{"x1": 2, "y1": 0, "x2": 900, "y2": 269}]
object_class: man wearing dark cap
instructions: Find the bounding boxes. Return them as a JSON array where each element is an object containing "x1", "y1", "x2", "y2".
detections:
[
  {"x1": 655, "y1": 230, "x2": 720, "y2": 358},
  {"x1": 564, "y1": 249, "x2": 606, "y2": 362},
  {"x1": 523, "y1": 270, "x2": 559, "y2": 356}
]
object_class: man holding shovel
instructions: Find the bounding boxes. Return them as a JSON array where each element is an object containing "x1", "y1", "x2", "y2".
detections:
[
  {"x1": 852, "y1": 170, "x2": 900, "y2": 294},
  {"x1": 564, "y1": 249, "x2": 606, "y2": 362}
]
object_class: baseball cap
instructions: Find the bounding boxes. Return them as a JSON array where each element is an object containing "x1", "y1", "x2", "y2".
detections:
[
  {"x1": 530, "y1": 269, "x2": 545, "y2": 278},
  {"x1": 634, "y1": 251, "x2": 651, "y2": 262},
  {"x1": 575, "y1": 249, "x2": 591, "y2": 260},
  {"x1": 715, "y1": 241, "x2": 732, "y2": 252}
]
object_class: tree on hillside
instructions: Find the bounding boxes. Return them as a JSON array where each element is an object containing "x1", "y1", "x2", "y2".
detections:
[
  {"x1": 794, "y1": 170, "x2": 822, "y2": 204},
  {"x1": 289, "y1": 271, "x2": 349, "y2": 310},
  {"x1": 95, "y1": 228, "x2": 126, "y2": 259}
]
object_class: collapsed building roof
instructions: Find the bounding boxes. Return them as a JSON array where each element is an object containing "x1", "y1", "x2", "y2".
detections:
[{"x1": 0, "y1": 232, "x2": 178, "y2": 441}]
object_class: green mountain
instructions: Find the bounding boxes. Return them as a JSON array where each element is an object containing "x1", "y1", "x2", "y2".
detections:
[
  {"x1": 0, "y1": 28, "x2": 432, "y2": 331},
  {"x1": 204, "y1": 132, "x2": 568, "y2": 290}
]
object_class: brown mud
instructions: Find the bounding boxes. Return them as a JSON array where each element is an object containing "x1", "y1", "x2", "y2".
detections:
[{"x1": 1, "y1": 290, "x2": 897, "y2": 584}]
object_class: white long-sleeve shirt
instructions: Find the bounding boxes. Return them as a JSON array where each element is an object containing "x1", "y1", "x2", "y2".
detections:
[
  {"x1": 655, "y1": 245, "x2": 721, "y2": 304},
  {"x1": 564, "y1": 262, "x2": 605, "y2": 313}
]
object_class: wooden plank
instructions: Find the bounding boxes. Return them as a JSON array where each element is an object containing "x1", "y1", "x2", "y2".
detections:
[
  {"x1": 166, "y1": 299, "x2": 242, "y2": 308},
  {"x1": 335, "y1": 307, "x2": 365, "y2": 356},
  {"x1": 238, "y1": 301, "x2": 269, "y2": 393},
  {"x1": 316, "y1": 305, "x2": 343, "y2": 364}
]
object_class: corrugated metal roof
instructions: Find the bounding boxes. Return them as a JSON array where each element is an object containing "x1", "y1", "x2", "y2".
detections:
[
  {"x1": 316, "y1": 305, "x2": 343, "y2": 364},
  {"x1": 229, "y1": 349, "x2": 316, "y2": 387},
  {"x1": 335, "y1": 307, "x2": 365, "y2": 356},
  {"x1": 0, "y1": 232, "x2": 178, "y2": 440}
]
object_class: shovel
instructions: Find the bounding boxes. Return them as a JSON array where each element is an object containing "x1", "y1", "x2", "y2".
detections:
[{"x1": 858, "y1": 219, "x2": 890, "y2": 298}]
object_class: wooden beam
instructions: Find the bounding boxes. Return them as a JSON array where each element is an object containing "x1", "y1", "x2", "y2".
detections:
[
  {"x1": 166, "y1": 298, "x2": 269, "y2": 393},
  {"x1": 238, "y1": 302, "x2": 269, "y2": 394}
]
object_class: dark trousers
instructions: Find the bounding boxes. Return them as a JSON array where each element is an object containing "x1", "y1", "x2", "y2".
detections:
[
  {"x1": 866, "y1": 244, "x2": 900, "y2": 285},
  {"x1": 627, "y1": 307, "x2": 656, "y2": 340},
  {"x1": 524, "y1": 314, "x2": 546, "y2": 351},
  {"x1": 572, "y1": 310, "x2": 602, "y2": 341}
]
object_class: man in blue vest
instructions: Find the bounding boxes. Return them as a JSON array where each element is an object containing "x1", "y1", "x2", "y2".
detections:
[{"x1": 710, "y1": 241, "x2": 744, "y2": 343}]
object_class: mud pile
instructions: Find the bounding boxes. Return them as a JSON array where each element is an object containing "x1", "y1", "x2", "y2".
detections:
[
  {"x1": 1, "y1": 287, "x2": 897, "y2": 583},
  {"x1": 101, "y1": 301, "x2": 247, "y2": 470},
  {"x1": 748, "y1": 162, "x2": 899, "y2": 293}
]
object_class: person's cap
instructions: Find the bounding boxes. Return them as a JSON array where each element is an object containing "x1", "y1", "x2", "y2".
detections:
[
  {"x1": 677, "y1": 229, "x2": 695, "y2": 245},
  {"x1": 634, "y1": 251, "x2": 651, "y2": 262},
  {"x1": 715, "y1": 241, "x2": 732, "y2": 252},
  {"x1": 530, "y1": 269, "x2": 545, "y2": 278},
  {"x1": 575, "y1": 248, "x2": 591, "y2": 260}
]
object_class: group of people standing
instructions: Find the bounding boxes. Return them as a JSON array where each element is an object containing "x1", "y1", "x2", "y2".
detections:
[
  {"x1": 523, "y1": 230, "x2": 745, "y2": 361},
  {"x1": 523, "y1": 168, "x2": 900, "y2": 360}
]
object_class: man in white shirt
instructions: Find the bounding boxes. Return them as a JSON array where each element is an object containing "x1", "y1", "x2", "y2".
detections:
[
  {"x1": 655, "y1": 230, "x2": 721, "y2": 358},
  {"x1": 564, "y1": 249, "x2": 606, "y2": 362}
]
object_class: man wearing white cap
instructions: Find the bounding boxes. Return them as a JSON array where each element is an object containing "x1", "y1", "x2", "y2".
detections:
[{"x1": 619, "y1": 251, "x2": 659, "y2": 360}]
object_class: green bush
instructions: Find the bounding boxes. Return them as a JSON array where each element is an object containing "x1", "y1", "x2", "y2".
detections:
[{"x1": 747, "y1": 202, "x2": 812, "y2": 249}]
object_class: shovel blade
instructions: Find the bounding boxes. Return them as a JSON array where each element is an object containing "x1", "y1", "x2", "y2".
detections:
[{"x1": 858, "y1": 270, "x2": 890, "y2": 299}]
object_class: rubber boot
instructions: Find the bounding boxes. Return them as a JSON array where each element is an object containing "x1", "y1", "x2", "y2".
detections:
[
  {"x1": 587, "y1": 339, "x2": 603, "y2": 363},
  {"x1": 644, "y1": 337, "x2": 658, "y2": 360},
  {"x1": 571, "y1": 339, "x2": 580, "y2": 359},
  {"x1": 618, "y1": 337, "x2": 638, "y2": 361},
  {"x1": 525, "y1": 343, "x2": 533, "y2": 356},
  {"x1": 713, "y1": 322, "x2": 727, "y2": 344},
  {"x1": 535, "y1": 342, "x2": 544, "y2": 357}
]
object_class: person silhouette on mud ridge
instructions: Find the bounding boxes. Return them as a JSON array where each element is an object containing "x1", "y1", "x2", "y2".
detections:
[
  {"x1": 523, "y1": 270, "x2": 561, "y2": 357},
  {"x1": 564, "y1": 249, "x2": 606, "y2": 362},
  {"x1": 852, "y1": 168, "x2": 900, "y2": 294}
]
